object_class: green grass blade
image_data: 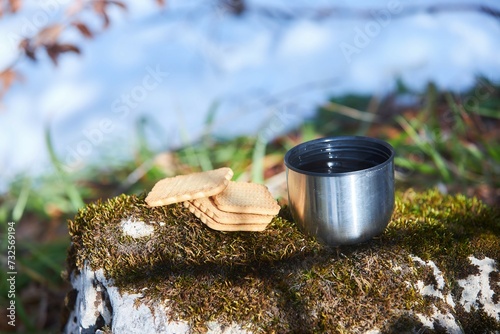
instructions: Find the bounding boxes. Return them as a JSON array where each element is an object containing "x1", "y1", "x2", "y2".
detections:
[
  {"x1": 394, "y1": 156, "x2": 436, "y2": 174},
  {"x1": 475, "y1": 107, "x2": 500, "y2": 119},
  {"x1": 14, "y1": 296, "x2": 36, "y2": 331},
  {"x1": 203, "y1": 101, "x2": 219, "y2": 134},
  {"x1": 12, "y1": 178, "x2": 31, "y2": 221},
  {"x1": 177, "y1": 113, "x2": 213, "y2": 171},
  {"x1": 44, "y1": 125, "x2": 85, "y2": 211},
  {"x1": 301, "y1": 121, "x2": 317, "y2": 142},
  {"x1": 485, "y1": 142, "x2": 500, "y2": 162},
  {"x1": 21, "y1": 242, "x2": 65, "y2": 274},
  {"x1": 135, "y1": 116, "x2": 154, "y2": 161},
  {"x1": 251, "y1": 137, "x2": 266, "y2": 184},
  {"x1": 396, "y1": 116, "x2": 451, "y2": 182}
]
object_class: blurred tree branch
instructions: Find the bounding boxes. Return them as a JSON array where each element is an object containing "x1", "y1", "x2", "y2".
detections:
[{"x1": 248, "y1": 3, "x2": 500, "y2": 21}]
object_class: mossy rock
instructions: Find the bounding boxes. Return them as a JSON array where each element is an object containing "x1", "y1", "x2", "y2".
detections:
[{"x1": 64, "y1": 189, "x2": 500, "y2": 333}]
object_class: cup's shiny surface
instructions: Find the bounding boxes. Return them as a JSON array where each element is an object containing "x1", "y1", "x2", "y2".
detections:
[{"x1": 284, "y1": 136, "x2": 395, "y2": 246}]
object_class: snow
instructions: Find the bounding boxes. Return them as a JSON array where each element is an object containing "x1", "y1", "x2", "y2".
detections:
[
  {"x1": 121, "y1": 218, "x2": 155, "y2": 238},
  {"x1": 1, "y1": 0, "x2": 500, "y2": 190}
]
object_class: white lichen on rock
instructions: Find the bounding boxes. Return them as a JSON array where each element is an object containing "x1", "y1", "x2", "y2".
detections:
[
  {"x1": 416, "y1": 305, "x2": 463, "y2": 334},
  {"x1": 64, "y1": 262, "x2": 251, "y2": 334},
  {"x1": 65, "y1": 254, "x2": 500, "y2": 333},
  {"x1": 410, "y1": 255, "x2": 500, "y2": 333},
  {"x1": 457, "y1": 256, "x2": 499, "y2": 321},
  {"x1": 411, "y1": 255, "x2": 455, "y2": 307}
]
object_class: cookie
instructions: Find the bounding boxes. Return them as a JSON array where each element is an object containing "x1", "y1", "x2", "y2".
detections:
[
  {"x1": 213, "y1": 181, "x2": 280, "y2": 215},
  {"x1": 145, "y1": 167, "x2": 233, "y2": 207},
  {"x1": 190, "y1": 196, "x2": 274, "y2": 225},
  {"x1": 184, "y1": 201, "x2": 268, "y2": 232}
]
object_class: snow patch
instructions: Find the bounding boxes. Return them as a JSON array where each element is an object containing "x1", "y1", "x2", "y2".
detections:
[
  {"x1": 364, "y1": 330, "x2": 381, "y2": 334},
  {"x1": 121, "y1": 219, "x2": 155, "y2": 238}
]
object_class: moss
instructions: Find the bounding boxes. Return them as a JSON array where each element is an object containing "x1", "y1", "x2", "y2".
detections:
[{"x1": 67, "y1": 189, "x2": 500, "y2": 333}]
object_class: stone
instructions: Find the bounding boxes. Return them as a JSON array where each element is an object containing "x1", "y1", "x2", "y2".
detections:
[
  {"x1": 63, "y1": 189, "x2": 500, "y2": 333},
  {"x1": 64, "y1": 263, "x2": 246, "y2": 334}
]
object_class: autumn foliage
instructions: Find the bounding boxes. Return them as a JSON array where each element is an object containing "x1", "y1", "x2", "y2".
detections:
[{"x1": 0, "y1": 0, "x2": 164, "y2": 100}]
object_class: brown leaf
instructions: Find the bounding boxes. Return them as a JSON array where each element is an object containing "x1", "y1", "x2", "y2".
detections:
[
  {"x1": 92, "y1": 0, "x2": 127, "y2": 28},
  {"x1": 155, "y1": 0, "x2": 166, "y2": 7},
  {"x1": 46, "y1": 43, "x2": 81, "y2": 65},
  {"x1": 8, "y1": 0, "x2": 21, "y2": 13},
  {"x1": 93, "y1": 0, "x2": 106, "y2": 15},
  {"x1": 18, "y1": 38, "x2": 29, "y2": 49},
  {"x1": 93, "y1": 1, "x2": 110, "y2": 28},
  {"x1": 0, "y1": 69, "x2": 17, "y2": 90},
  {"x1": 101, "y1": 10, "x2": 110, "y2": 27},
  {"x1": 19, "y1": 38, "x2": 37, "y2": 61},
  {"x1": 66, "y1": 0, "x2": 85, "y2": 16},
  {"x1": 46, "y1": 46, "x2": 60, "y2": 65},
  {"x1": 0, "y1": 69, "x2": 23, "y2": 100},
  {"x1": 72, "y1": 21, "x2": 93, "y2": 39},
  {"x1": 35, "y1": 24, "x2": 64, "y2": 47},
  {"x1": 57, "y1": 44, "x2": 81, "y2": 54}
]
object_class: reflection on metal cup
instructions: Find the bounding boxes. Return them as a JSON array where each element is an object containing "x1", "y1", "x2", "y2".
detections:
[{"x1": 284, "y1": 136, "x2": 395, "y2": 246}]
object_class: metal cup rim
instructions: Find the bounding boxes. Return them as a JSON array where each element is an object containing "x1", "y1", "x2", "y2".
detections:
[{"x1": 284, "y1": 135, "x2": 395, "y2": 177}]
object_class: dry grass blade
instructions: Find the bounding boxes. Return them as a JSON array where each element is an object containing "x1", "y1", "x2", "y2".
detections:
[{"x1": 322, "y1": 101, "x2": 378, "y2": 122}]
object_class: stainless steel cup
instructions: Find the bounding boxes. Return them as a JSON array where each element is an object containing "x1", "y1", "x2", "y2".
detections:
[{"x1": 284, "y1": 136, "x2": 395, "y2": 246}]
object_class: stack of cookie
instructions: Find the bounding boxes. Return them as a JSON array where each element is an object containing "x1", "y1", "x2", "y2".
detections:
[{"x1": 145, "y1": 167, "x2": 280, "y2": 232}]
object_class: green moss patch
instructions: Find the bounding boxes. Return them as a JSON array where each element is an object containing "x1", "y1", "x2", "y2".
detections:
[{"x1": 67, "y1": 189, "x2": 500, "y2": 333}]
